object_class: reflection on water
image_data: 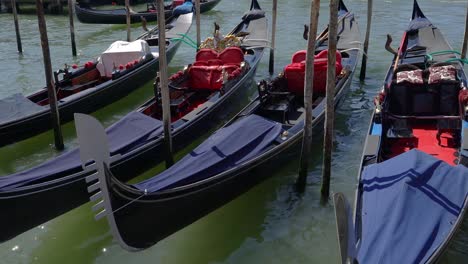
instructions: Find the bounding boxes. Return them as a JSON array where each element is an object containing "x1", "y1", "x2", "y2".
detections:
[{"x1": 0, "y1": 0, "x2": 467, "y2": 263}]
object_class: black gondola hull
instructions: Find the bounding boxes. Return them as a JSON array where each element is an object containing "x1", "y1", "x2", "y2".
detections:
[
  {"x1": 0, "y1": 43, "x2": 180, "y2": 147},
  {"x1": 75, "y1": 0, "x2": 221, "y2": 24}
]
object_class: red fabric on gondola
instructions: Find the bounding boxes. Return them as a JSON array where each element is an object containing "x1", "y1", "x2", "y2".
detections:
[
  {"x1": 195, "y1": 49, "x2": 219, "y2": 62},
  {"x1": 219, "y1": 47, "x2": 244, "y2": 65},
  {"x1": 189, "y1": 66, "x2": 213, "y2": 89},
  {"x1": 193, "y1": 61, "x2": 208, "y2": 66},
  {"x1": 190, "y1": 48, "x2": 244, "y2": 90},
  {"x1": 459, "y1": 89, "x2": 468, "y2": 105},
  {"x1": 207, "y1": 59, "x2": 223, "y2": 66},
  {"x1": 210, "y1": 66, "x2": 223, "y2": 90},
  {"x1": 291, "y1": 50, "x2": 306, "y2": 63},
  {"x1": 172, "y1": 0, "x2": 184, "y2": 8},
  {"x1": 284, "y1": 50, "x2": 343, "y2": 95},
  {"x1": 284, "y1": 62, "x2": 306, "y2": 94},
  {"x1": 387, "y1": 124, "x2": 457, "y2": 165}
]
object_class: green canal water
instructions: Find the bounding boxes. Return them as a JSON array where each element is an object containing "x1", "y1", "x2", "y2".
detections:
[{"x1": 0, "y1": 0, "x2": 467, "y2": 263}]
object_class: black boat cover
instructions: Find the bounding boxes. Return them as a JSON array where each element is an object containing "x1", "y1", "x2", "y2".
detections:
[
  {"x1": 0, "y1": 93, "x2": 45, "y2": 125},
  {"x1": 0, "y1": 111, "x2": 162, "y2": 191},
  {"x1": 357, "y1": 149, "x2": 468, "y2": 264},
  {"x1": 134, "y1": 114, "x2": 282, "y2": 192}
]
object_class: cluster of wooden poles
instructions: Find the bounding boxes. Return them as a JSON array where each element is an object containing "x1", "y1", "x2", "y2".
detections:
[{"x1": 8, "y1": 0, "x2": 468, "y2": 200}]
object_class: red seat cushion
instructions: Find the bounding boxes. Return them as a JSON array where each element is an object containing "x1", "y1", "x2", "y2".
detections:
[
  {"x1": 189, "y1": 66, "x2": 213, "y2": 90},
  {"x1": 219, "y1": 47, "x2": 244, "y2": 66},
  {"x1": 207, "y1": 59, "x2": 223, "y2": 66},
  {"x1": 172, "y1": 0, "x2": 184, "y2": 7},
  {"x1": 195, "y1": 49, "x2": 219, "y2": 62},
  {"x1": 193, "y1": 61, "x2": 208, "y2": 66},
  {"x1": 284, "y1": 50, "x2": 343, "y2": 95},
  {"x1": 190, "y1": 47, "x2": 245, "y2": 90},
  {"x1": 291, "y1": 50, "x2": 307, "y2": 63}
]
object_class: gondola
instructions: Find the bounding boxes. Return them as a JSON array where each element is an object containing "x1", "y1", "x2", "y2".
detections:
[
  {"x1": 333, "y1": 1, "x2": 468, "y2": 263},
  {"x1": 0, "y1": 0, "x2": 267, "y2": 243},
  {"x1": 75, "y1": 0, "x2": 221, "y2": 24},
  {"x1": 0, "y1": 13, "x2": 193, "y2": 147},
  {"x1": 74, "y1": 0, "x2": 360, "y2": 250}
]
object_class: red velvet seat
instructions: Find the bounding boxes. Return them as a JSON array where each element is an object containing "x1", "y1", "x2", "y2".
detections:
[
  {"x1": 195, "y1": 49, "x2": 218, "y2": 62},
  {"x1": 291, "y1": 50, "x2": 307, "y2": 63},
  {"x1": 187, "y1": 47, "x2": 245, "y2": 91},
  {"x1": 219, "y1": 47, "x2": 244, "y2": 66},
  {"x1": 193, "y1": 61, "x2": 208, "y2": 66},
  {"x1": 189, "y1": 66, "x2": 215, "y2": 90},
  {"x1": 284, "y1": 49, "x2": 343, "y2": 95}
]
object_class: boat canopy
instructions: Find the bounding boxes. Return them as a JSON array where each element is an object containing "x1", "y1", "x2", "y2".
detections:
[
  {"x1": 0, "y1": 93, "x2": 45, "y2": 125},
  {"x1": 0, "y1": 111, "x2": 162, "y2": 191},
  {"x1": 96, "y1": 40, "x2": 152, "y2": 78},
  {"x1": 357, "y1": 149, "x2": 468, "y2": 263},
  {"x1": 134, "y1": 114, "x2": 282, "y2": 192}
]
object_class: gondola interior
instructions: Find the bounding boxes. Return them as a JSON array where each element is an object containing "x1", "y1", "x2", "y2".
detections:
[{"x1": 374, "y1": 27, "x2": 468, "y2": 165}]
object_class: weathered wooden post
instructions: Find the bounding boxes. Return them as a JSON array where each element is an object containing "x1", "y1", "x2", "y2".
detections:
[
  {"x1": 195, "y1": 0, "x2": 201, "y2": 49},
  {"x1": 126, "y1": 0, "x2": 131, "y2": 42},
  {"x1": 359, "y1": 0, "x2": 372, "y2": 81},
  {"x1": 68, "y1": 0, "x2": 77, "y2": 56},
  {"x1": 36, "y1": 0, "x2": 64, "y2": 150},
  {"x1": 297, "y1": 0, "x2": 320, "y2": 190},
  {"x1": 11, "y1": 0, "x2": 22, "y2": 53},
  {"x1": 462, "y1": 3, "x2": 468, "y2": 59},
  {"x1": 157, "y1": 0, "x2": 173, "y2": 167},
  {"x1": 321, "y1": 0, "x2": 339, "y2": 201},
  {"x1": 269, "y1": 0, "x2": 277, "y2": 75}
]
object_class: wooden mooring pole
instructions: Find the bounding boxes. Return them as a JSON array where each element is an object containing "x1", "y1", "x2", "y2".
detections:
[
  {"x1": 359, "y1": 0, "x2": 372, "y2": 81},
  {"x1": 11, "y1": 0, "x2": 22, "y2": 53},
  {"x1": 68, "y1": 0, "x2": 77, "y2": 56},
  {"x1": 195, "y1": 0, "x2": 201, "y2": 50},
  {"x1": 157, "y1": 0, "x2": 173, "y2": 167},
  {"x1": 297, "y1": 0, "x2": 320, "y2": 191},
  {"x1": 321, "y1": 0, "x2": 338, "y2": 201},
  {"x1": 462, "y1": 2, "x2": 468, "y2": 59},
  {"x1": 125, "y1": 0, "x2": 131, "y2": 42},
  {"x1": 36, "y1": 0, "x2": 64, "y2": 150},
  {"x1": 269, "y1": 0, "x2": 277, "y2": 75}
]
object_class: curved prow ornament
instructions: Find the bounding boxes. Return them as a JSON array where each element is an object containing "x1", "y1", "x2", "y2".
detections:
[{"x1": 74, "y1": 113, "x2": 139, "y2": 252}]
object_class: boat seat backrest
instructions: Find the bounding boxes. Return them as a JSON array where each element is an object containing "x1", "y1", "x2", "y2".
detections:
[
  {"x1": 283, "y1": 49, "x2": 343, "y2": 96},
  {"x1": 195, "y1": 49, "x2": 219, "y2": 62},
  {"x1": 188, "y1": 48, "x2": 245, "y2": 91},
  {"x1": 291, "y1": 50, "x2": 307, "y2": 63},
  {"x1": 193, "y1": 61, "x2": 208, "y2": 66},
  {"x1": 428, "y1": 65, "x2": 460, "y2": 115},
  {"x1": 188, "y1": 64, "x2": 242, "y2": 90},
  {"x1": 207, "y1": 59, "x2": 223, "y2": 66},
  {"x1": 218, "y1": 47, "x2": 244, "y2": 66},
  {"x1": 388, "y1": 65, "x2": 460, "y2": 116}
]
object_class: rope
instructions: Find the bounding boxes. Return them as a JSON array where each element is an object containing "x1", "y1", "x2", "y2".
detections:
[
  {"x1": 176, "y1": 33, "x2": 197, "y2": 46},
  {"x1": 172, "y1": 36, "x2": 198, "y2": 49},
  {"x1": 426, "y1": 50, "x2": 462, "y2": 61},
  {"x1": 110, "y1": 190, "x2": 147, "y2": 215}
]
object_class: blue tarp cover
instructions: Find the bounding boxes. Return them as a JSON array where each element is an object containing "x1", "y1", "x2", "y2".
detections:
[
  {"x1": 0, "y1": 111, "x2": 162, "y2": 191},
  {"x1": 172, "y1": 2, "x2": 193, "y2": 17},
  {"x1": 134, "y1": 114, "x2": 282, "y2": 192},
  {"x1": 357, "y1": 149, "x2": 468, "y2": 264}
]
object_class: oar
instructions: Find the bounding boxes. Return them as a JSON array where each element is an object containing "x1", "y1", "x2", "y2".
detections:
[{"x1": 333, "y1": 192, "x2": 356, "y2": 264}]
